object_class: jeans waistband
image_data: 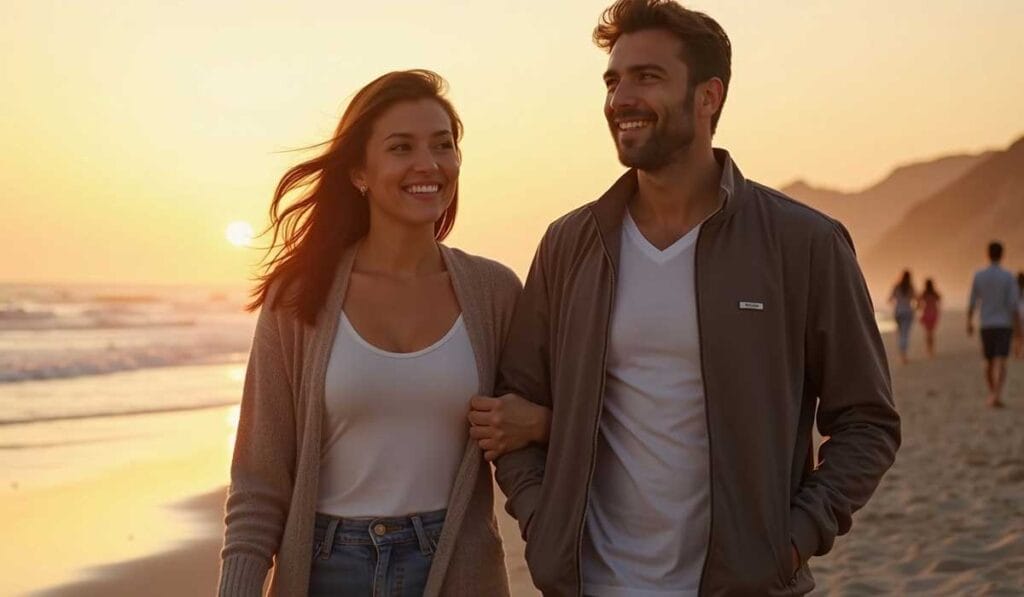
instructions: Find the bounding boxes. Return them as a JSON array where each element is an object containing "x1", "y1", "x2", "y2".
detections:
[{"x1": 313, "y1": 508, "x2": 446, "y2": 560}]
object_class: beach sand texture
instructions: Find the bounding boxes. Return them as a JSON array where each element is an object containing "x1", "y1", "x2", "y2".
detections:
[{"x1": 11, "y1": 312, "x2": 1024, "y2": 596}]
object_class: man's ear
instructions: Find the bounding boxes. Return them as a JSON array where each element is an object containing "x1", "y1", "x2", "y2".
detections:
[{"x1": 698, "y1": 77, "x2": 725, "y2": 119}]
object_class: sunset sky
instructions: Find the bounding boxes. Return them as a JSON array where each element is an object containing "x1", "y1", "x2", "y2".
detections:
[{"x1": 2, "y1": 0, "x2": 1022, "y2": 285}]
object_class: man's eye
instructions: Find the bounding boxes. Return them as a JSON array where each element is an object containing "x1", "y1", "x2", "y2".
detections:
[
  {"x1": 437, "y1": 141, "x2": 455, "y2": 150},
  {"x1": 605, "y1": 80, "x2": 618, "y2": 91},
  {"x1": 639, "y1": 73, "x2": 657, "y2": 81}
]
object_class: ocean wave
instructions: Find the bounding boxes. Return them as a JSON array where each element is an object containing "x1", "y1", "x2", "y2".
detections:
[
  {"x1": 0, "y1": 346, "x2": 248, "y2": 383},
  {"x1": 0, "y1": 317, "x2": 198, "y2": 332},
  {"x1": 0, "y1": 306, "x2": 57, "y2": 322},
  {"x1": 0, "y1": 400, "x2": 239, "y2": 427}
]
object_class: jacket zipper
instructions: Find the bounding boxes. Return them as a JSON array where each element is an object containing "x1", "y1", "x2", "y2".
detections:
[
  {"x1": 575, "y1": 222, "x2": 618, "y2": 596},
  {"x1": 695, "y1": 202, "x2": 724, "y2": 595}
]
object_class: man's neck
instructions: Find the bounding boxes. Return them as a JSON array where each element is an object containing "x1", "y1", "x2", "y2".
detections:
[{"x1": 629, "y1": 145, "x2": 723, "y2": 249}]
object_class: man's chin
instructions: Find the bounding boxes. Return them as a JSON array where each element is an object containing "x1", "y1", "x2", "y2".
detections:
[{"x1": 616, "y1": 148, "x2": 650, "y2": 170}]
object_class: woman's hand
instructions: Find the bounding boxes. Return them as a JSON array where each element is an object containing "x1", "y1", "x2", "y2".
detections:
[{"x1": 468, "y1": 394, "x2": 551, "y2": 461}]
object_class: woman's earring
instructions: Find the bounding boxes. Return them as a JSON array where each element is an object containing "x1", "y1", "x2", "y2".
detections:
[{"x1": 358, "y1": 185, "x2": 368, "y2": 197}]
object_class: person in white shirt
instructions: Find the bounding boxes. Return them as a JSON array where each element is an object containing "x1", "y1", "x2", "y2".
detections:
[{"x1": 967, "y1": 241, "x2": 1021, "y2": 408}]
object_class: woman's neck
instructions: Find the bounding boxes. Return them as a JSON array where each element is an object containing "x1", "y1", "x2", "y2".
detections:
[{"x1": 356, "y1": 220, "x2": 443, "y2": 277}]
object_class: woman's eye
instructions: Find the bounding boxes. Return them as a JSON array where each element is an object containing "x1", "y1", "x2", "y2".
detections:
[
  {"x1": 389, "y1": 144, "x2": 411, "y2": 152},
  {"x1": 437, "y1": 141, "x2": 455, "y2": 150}
]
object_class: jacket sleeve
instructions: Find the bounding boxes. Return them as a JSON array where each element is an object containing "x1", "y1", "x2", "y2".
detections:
[
  {"x1": 792, "y1": 222, "x2": 901, "y2": 560},
  {"x1": 219, "y1": 302, "x2": 297, "y2": 596},
  {"x1": 492, "y1": 232, "x2": 555, "y2": 541}
]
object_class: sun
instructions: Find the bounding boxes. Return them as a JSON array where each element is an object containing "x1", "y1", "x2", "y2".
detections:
[{"x1": 225, "y1": 221, "x2": 255, "y2": 247}]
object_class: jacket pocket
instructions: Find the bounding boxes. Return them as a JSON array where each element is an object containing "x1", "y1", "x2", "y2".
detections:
[{"x1": 774, "y1": 513, "x2": 799, "y2": 589}]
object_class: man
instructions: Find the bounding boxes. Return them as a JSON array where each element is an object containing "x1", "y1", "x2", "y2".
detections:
[
  {"x1": 487, "y1": 1, "x2": 900, "y2": 595},
  {"x1": 967, "y1": 241, "x2": 1020, "y2": 408}
]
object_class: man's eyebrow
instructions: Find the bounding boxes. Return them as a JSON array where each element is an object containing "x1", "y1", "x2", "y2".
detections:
[{"x1": 604, "y1": 63, "x2": 669, "y2": 79}]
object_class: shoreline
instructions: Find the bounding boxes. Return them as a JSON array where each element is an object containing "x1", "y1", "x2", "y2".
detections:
[
  {"x1": 36, "y1": 483, "x2": 538, "y2": 597},
  {"x1": 35, "y1": 489, "x2": 228, "y2": 597}
]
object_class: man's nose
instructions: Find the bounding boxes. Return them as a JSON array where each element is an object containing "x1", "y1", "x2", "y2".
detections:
[{"x1": 608, "y1": 81, "x2": 638, "y2": 111}]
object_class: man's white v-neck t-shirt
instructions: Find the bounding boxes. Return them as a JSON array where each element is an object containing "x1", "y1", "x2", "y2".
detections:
[{"x1": 581, "y1": 211, "x2": 711, "y2": 597}]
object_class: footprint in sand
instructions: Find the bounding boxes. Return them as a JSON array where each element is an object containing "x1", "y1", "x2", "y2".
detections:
[
  {"x1": 901, "y1": 576, "x2": 948, "y2": 593},
  {"x1": 998, "y1": 467, "x2": 1024, "y2": 483},
  {"x1": 983, "y1": 532, "x2": 1024, "y2": 558},
  {"x1": 838, "y1": 580, "x2": 885, "y2": 595},
  {"x1": 964, "y1": 455, "x2": 991, "y2": 467},
  {"x1": 926, "y1": 558, "x2": 981, "y2": 573}
]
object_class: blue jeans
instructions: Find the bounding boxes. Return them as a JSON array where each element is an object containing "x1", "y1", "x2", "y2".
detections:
[
  {"x1": 309, "y1": 509, "x2": 445, "y2": 597},
  {"x1": 895, "y1": 310, "x2": 914, "y2": 353}
]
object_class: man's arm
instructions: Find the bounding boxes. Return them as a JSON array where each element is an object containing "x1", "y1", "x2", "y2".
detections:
[
  {"x1": 492, "y1": 234, "x2": 556, "y2": 540},
  {"x1": 967, "y1": 275, "x2": 979, "y2": 335},
  {"x1": 792, "y1": 223, "x2": 901, "y2": 562}
]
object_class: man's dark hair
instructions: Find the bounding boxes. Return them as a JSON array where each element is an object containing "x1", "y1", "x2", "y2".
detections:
[
  {"x1": 988, "y1": 241, "x2": 1004, "y2": 262},
  {"x1": 593, "y1": 0, "x2": 732, "y2": 134}
]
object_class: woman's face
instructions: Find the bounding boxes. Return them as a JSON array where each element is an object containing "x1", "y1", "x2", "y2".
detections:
[{"x1": 352, "y1": 99, "x2": 460, "y2": 232}]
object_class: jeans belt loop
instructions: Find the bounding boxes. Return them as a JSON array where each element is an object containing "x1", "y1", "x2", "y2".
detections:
[
  {"x1": 316, "y1": 517, "x2": 340, "y2": 561},
  {"x1": 410, "y1": 514, "x2": 434, "y2": 556}
]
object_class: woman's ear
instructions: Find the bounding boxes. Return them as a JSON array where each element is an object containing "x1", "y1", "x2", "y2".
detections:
[{"x1": 350, "y1": 169, "x2": 367, "y2": 196}]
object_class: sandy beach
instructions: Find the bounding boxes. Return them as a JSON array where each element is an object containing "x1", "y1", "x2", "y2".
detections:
[
  {"x1": 811, "y1": 311, "x2": 1024, "y2": 595},
  {"x1": 12, "y1": 311, "x2": 1024, "y2": 596}
]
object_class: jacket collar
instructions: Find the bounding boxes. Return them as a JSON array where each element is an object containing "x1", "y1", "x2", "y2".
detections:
[{"x1": 589, "y1": 148, "x2": 748, "y2": 265}]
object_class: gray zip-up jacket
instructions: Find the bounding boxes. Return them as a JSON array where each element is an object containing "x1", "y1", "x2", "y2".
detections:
[{"x1": 494, "y1": 150, "x2": 900, "y2": 596}]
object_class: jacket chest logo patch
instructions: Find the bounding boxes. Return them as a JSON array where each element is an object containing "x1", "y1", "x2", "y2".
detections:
[{"x1": 739, "y1": 301, "x2": 764, "y2": 311}]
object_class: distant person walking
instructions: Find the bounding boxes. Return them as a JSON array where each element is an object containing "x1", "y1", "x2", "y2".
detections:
[
  {"x1": 967, "y1": 241, "x2": 1020, "y2": 408},
  {"x1": 1015, "y1": 272, "x2": 1024, "y2": 359},
  {"x1": 918, "y1": 278, "x2": 941, "y2": 358},
  {"x1": 890, "y1": 270, "x2": 916, "y2": 364}
]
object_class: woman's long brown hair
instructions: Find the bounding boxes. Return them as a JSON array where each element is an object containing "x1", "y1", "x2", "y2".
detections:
[{"x1": 248, "y1": 70, "x2": 463, "y2": 324}]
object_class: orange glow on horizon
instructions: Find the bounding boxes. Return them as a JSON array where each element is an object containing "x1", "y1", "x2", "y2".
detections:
[{"x1": 1, "y1": 1, "x2": 1021, "y2": 285}]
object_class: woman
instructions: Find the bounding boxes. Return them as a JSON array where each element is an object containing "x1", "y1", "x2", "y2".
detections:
[
  {"x1": 219, "y1": 70, "x2": 546, "y2": 596},
  {"x1": 889, "y1": 270, "x2": 916, "y2": 364},
  {"x1": 918, "y1": 278, "x2": 941, "y2": 358},
  {"x1": 1015, "y1": 272, "x2": 1024, "y2": 359}
]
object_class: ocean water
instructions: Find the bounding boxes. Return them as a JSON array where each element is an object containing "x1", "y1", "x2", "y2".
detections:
[
  {"x1": 0, "y1": 283, "x2": 255, "y2": 425},
  {"x1": 0, "y1": 284, "x2": 258, "y2": 594}
]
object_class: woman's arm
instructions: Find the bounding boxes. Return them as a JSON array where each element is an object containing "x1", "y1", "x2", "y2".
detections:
[
  {"x1": 220, "y1": 304, "x2": 297, "y2": 596},
  {"x1": 468, "y1": 394, "x2": 551, "y2": 461}
]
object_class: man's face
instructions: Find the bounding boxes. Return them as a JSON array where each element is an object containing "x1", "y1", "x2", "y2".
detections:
[{"x1": 603, "y1": 29, "x2": 696, "y2": 171}]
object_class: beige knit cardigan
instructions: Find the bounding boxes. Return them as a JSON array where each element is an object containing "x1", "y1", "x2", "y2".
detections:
[{"x1": 219, "y1": 244, "x2": 520, "y2": 596}]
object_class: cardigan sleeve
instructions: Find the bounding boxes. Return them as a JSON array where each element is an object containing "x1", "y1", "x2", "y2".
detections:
[{"x1": 219, "y1": 300, "x2": 298, "y2": 596}]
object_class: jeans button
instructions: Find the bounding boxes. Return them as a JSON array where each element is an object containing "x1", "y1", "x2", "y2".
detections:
[{"x1": 373, "y1": 523, "x2": 387, "y2": 536}]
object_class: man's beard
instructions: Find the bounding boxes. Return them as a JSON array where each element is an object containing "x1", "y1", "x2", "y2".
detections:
[{"x1": 612, "y1": 91, "x2": 696, "y2": 171}]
